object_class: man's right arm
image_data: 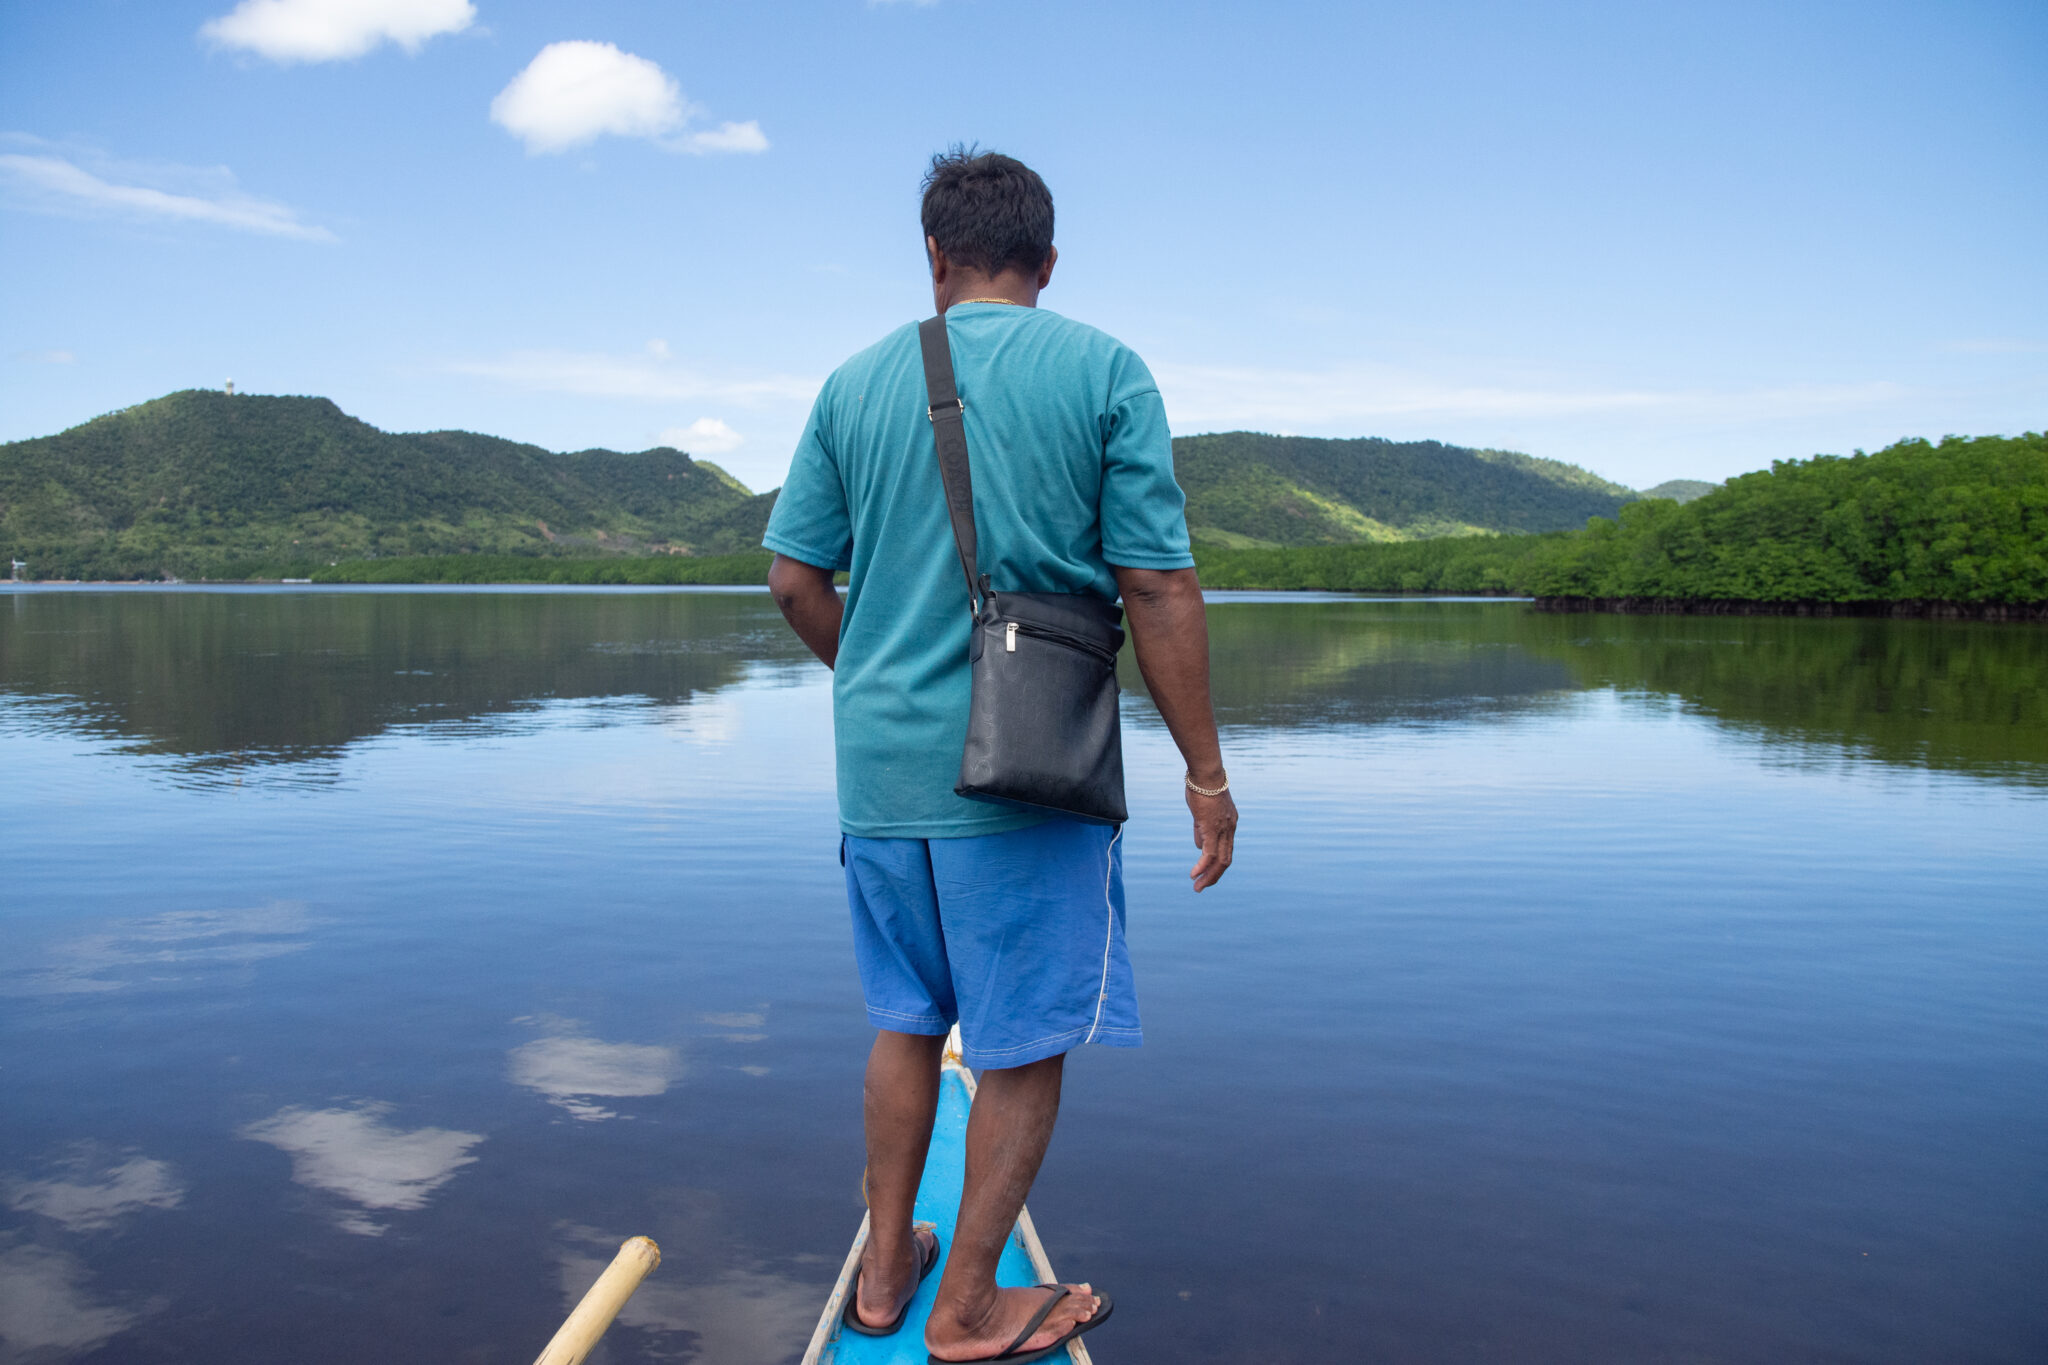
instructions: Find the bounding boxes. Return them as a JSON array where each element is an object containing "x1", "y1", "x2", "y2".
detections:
[
  {"x1": 1112, "y1": 564, "x2": 1237, "y2": 892},
  {"x1": 768, "y1": 554, "x2": 843, "y2": 669}
]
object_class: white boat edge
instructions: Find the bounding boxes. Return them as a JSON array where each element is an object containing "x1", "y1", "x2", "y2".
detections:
[{"x1": 799, "y1": 1026, "x2": 1095, "y2": 1365}]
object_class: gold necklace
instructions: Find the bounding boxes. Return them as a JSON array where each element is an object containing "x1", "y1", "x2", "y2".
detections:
[{"x1": 958, "y1": 297, "x2": 1022, "y2": 306}]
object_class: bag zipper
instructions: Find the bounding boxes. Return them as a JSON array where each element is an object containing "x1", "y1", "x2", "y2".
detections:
[{"x1": 1001, "y1": 618, "x2": 1117, "y2": 663}]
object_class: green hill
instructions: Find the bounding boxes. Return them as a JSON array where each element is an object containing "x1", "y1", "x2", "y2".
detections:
[
  {"x1": 1173, "y1": 431, "x2": 1636, "y2": 546},
  {"x1": 1, "y1": 390, "x2": 773, "y2": 579},
  {"x1": 1641, "y1": 478, "x2": 1718, "y2": 504},
  {"x1": 4, "y1": 391, "x2": 1653, "y2": 579}
]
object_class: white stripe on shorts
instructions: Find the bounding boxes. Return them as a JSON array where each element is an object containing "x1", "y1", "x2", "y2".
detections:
[{"x1": 1081, "y1": 826, "x2": 1122, "y2": 1046}]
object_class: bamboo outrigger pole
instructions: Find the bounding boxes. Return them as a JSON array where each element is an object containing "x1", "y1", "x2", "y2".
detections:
[{"x1": 532, "y1": 1236, "x2": 662, "y2": 1365}]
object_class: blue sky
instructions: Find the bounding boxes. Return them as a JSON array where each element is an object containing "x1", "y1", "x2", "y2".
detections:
[{"x1": 2, "y1": 0, "x2": 2043, "y2": 494}]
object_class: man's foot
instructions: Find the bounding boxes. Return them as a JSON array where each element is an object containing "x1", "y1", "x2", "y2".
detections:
[
  {"x1": 925, "y1": 1282, "x2": 1103, "y2": 1362},
  {"x1": 850, "y1": 1226, "x2": 940, "y2": 1333}
]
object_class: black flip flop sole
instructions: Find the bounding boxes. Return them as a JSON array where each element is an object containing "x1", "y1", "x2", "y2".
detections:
[
  {"x1": 926, "y1": 1287, "x2": 1114, "y2": 1365},
  {"x1": 842, "y1": 1229, "x2": 942, "y2": 1337}
]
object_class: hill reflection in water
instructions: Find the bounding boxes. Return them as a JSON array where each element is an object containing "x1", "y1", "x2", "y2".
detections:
[
  {"x1": 1, "y1": 587, "x2": 2043, "y2": 789},
  {"x1": 1147, "y1": 595, "x2": 2048, "y2": 787},
  {"x1": 0, "y1": 588, "x2": 813, "y2": 786}
]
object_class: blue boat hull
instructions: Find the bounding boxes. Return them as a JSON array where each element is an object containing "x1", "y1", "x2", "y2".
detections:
[{"x1": 803, "y1": 1036, "x2": 1093, "y2": 1364}]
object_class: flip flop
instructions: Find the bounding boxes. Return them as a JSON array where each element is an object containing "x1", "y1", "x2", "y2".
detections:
[
  {"x1": 842, "y1": 1227, "x2": 942, "y2": 1336},
  {"x1": 925, "y1": 1283, "x2": 1115, "y2": 1364}
]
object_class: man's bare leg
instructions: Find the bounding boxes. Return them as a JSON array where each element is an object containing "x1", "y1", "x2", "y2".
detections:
[
  {"x1": 925, "y1": 1052, "x2": 1102, "y2": 1360},
  {"x1": 856, "y1": 1029, "x2": 946, "y2": 1328}
]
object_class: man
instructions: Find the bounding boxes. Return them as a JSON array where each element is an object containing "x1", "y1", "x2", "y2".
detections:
[{"x1": 764, "y1": 147, "x2": 1237, "y2": 1363}]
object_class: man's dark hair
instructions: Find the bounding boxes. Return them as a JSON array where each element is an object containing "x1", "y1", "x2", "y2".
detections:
[{"x1": 920, "y1": 146, "x2": 1054, "y2": 277}]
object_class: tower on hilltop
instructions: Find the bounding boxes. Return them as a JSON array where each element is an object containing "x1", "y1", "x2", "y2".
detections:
[{"x1": 225, "y1": 379, "x2": 235, "y2": 395}]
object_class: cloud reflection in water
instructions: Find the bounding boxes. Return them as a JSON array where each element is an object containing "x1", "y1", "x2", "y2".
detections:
[
  {"x1": 5, "y1": 1146, "x2": 185, "y2": 1232},
  {"x1": 508, "y1": 1024, "x2": 681, "y2": 1122},
  {"x1": 553, "y1": 1224, "x2": 816, "y2": 1365},
  {"x1": 701, "y1": 1009, "x2": 767, "y2": 1045},
  {"x1": 239, "y1": 1103, "x2": 483, "y2": 1237},
  {"x1": 2, "y1": 901, "x2": 311, "y2": 997},
  {"x1": 0, "y1": 1240, "x2": 146, "y2": 1359}
]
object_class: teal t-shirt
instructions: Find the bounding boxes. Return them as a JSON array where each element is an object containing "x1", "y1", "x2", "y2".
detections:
[{"x1": 763, "y1": 303, "x2": 1194, "y2": 838}]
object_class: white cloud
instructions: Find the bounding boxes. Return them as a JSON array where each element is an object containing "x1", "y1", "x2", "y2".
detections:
[
  {"x1": 489, "y1": 42, "x2": 769, "y2": 156},
  {"x1": 0, "y1": 151, "x2": 334, "y2": 242},
  {"x1": 10, "y1": 348, "x2": 75, "y2": 364},
  {"x1": 5, "y1": 1150, "x2": 185, "y2": 1232},
  {"x1": 509, "y1": 1033, "x2": 680, "y2": 1122},
  {"x1": 491, "y1": 41, "x2": 685, "y2": 154},
  {"x1": 1149, "y1": 358, "x2": 1900, "y2": 434},
  {"x1": 201, "y1": 0, "x2": 475, "y2": 63},
  {"x1": 240, "y1": 1103, "x2": 482, "y2": 1235},
  {"x1": 658, "y1": 418, "x2": 743, "y2": 454},
  {"x1": 449, "y1": 347, "x2": 817, "y2": 407},
  {"x1": 683, "y1": 120, "x2": 770, "y2": 155}
]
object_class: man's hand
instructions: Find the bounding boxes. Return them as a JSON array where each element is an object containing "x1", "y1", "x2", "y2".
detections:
[
  {"x1": 767, "y1": 554, "x2": 843, "y2": 669},
  {"x1": 1186, "y1": 782, "x2": 1238, "y2": 892},
  {"x1": 1112, "y1": 564, "x2": 1238, "y2": 893}
]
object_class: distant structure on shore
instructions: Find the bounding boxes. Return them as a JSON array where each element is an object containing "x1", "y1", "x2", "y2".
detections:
[
  {"x1": 10, "y1": 558, "x2": 25, "y2": 583},
  {"x1": 225, "y1": 379, "x2": 235, "y2": 395}
]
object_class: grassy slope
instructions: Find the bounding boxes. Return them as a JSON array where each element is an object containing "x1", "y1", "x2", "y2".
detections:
[{"x1": 1174, "y1": 432, "x2": 1635, "y2": 546}]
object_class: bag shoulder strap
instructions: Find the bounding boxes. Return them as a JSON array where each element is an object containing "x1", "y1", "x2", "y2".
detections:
[{"x1": 918, "y1": 315, "x2": 981, "y2": 613}]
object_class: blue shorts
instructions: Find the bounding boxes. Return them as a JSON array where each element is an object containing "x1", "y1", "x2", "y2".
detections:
[{"x1": 842, "y1": 819, "x2": 1142, "y2": 1070}]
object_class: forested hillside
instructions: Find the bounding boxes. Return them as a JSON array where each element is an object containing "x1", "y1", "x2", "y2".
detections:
[
  {"x1": 1173, "y1": 431, "x2": 1637, "y2": 545},
  {"x1": 1530, "y1": 433, "x2": 2047, "y2": 603},
  {"x1": 1642, "y1": 479, "x2": 1718, "y2": 504},
  {"x1": 1, "y1": 390, "x2": 774, "y2": 578},
  {"x1": 5, "y1": 389, "x2": 1668, "y2": 578},
  {"x1": 1194, "y1": 434, "x2": 2048, "y2": 610}
]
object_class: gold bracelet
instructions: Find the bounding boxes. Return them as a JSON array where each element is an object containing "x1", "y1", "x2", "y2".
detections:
[{"x1": 1185, "y1": 770, "x2": 1229, "y2": 797}]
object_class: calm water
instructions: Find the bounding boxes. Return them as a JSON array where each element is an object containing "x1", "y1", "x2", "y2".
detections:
[{"x1": 2, "y1": 587, "x2": 2043, "y2": 1365}]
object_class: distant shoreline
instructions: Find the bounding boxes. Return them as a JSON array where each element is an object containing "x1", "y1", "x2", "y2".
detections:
[
  {"x1": 1534, "y1": 596, "x2": 2048, "y2": 623},
  {"x1": 15, "y1": 579, "x2": 2044, "y2": 624}
]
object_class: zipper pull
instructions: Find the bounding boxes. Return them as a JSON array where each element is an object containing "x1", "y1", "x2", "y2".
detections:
[{"x1": 1005, "y1": 622, "x2": 1018, "y2": 652}]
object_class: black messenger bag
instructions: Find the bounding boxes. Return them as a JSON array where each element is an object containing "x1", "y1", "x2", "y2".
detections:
[{"x1": 918, "y1": 315, "x2": 1129, "y2": 826}]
